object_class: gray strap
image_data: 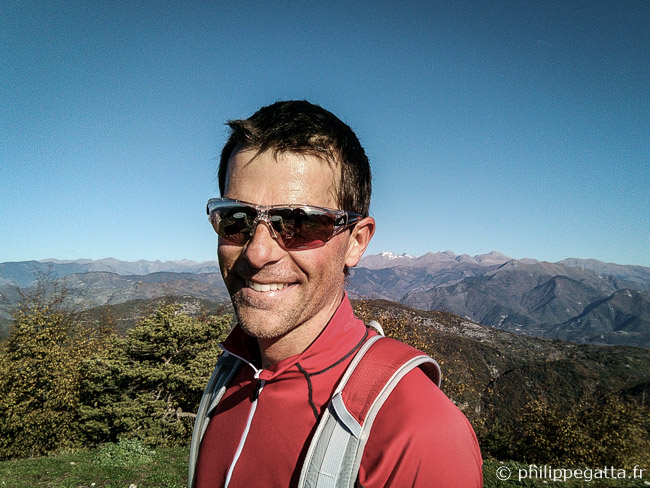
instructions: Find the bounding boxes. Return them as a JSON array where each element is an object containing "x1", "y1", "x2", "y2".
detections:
[
  {"x1": 298, "y1": 338, "x2": 440, "y2": 488},
  {"x1": 367, "y1": 320, "x2": 384, "y2": 336},
  {"x1": 346, "y1": 355, "x2": 439, "y2": 482},
  {"x1": 298, "y1": 336, "x2": 382, "y2": 488},
  {"x1": 299, "y1": 402, "x2": 361, "y2": 488},
  {"x1": 188, "y1": 353, "x2": 241, "y2": 488}
]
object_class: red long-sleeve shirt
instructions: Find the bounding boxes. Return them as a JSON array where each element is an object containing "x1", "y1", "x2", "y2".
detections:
[{"x1": 194, "y1": 296, "x2": 483, "y2": 487}]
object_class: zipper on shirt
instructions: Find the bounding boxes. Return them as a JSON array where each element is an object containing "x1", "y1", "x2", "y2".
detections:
[{"x1": 222, "y1": 346, "x2": 265, "y2": 488}]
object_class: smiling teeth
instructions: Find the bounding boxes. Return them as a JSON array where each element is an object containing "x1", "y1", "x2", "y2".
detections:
[{"x1": 246, "y1": 280, "x2": 288, "y2": 292}]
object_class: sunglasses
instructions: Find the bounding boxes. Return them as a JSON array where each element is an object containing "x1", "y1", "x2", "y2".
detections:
[{"x1": 207, "y1": 198, "x2": 363, "y2": 250}]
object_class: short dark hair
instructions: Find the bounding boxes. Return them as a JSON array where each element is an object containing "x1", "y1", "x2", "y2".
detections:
[{"x1": 218, "y1": 100, "x2": 371, "y2": 217}]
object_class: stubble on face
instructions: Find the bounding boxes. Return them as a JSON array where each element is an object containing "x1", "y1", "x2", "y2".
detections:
[
  {"x1": 217, "y1": 149, "x2": 350, "y2": 352},
  {"x1": 226, "y1": 243, "x2": 347, "y2": 341}
]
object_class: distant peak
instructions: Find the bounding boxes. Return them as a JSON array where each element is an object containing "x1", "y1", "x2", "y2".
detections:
[{"x1": 379, "y1": 251, "x2": 415, "y2": 260}]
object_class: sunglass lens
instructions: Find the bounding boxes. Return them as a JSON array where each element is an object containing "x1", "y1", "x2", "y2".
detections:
[
  {"x1": 269, "y1": 208, "x2": 336, "y2": 249},
  {"x1": 210, "y1": 205, "x2": 257, "y2": 244}
]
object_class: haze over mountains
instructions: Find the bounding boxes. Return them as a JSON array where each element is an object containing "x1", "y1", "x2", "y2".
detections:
[
  {"x1": 350, "y1": 251, "x2": 650, "y2": 348},
  {"x1": 1, "y1": 251, "x2": 649, "y2": 348}
]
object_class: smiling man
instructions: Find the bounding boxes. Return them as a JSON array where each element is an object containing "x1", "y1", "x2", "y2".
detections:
[{"x1": 189, "y1": 101, "x2": 483, "y2": 488}]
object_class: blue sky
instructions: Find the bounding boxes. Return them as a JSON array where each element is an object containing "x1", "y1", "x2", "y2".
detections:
[{"x1": 2, "y1": 1, "x2": 648, "y2": 266}]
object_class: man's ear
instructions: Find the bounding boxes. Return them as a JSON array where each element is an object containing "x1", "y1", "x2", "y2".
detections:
[{"x1": 345, "y1": 217, "x2": 375, "y2": 268}]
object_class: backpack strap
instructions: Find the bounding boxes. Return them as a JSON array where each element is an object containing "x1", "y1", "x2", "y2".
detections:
[
  {"x1": 298, "y1": 334, "x2": 441, "y2": 488},
  {"x1": 188, "y1": 352, "x2": 242, "y2": 488}
]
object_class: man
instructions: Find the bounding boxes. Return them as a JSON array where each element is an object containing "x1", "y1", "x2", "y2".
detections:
[{"x1": 189, "y1": 100, "x2": 483, "y2": 487}]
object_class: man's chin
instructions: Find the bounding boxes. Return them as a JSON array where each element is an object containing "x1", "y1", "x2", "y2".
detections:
[
  {"x1": 233, "y1": 303, "x2": 293, "y2": 340},
  {"x1": 237, "y1": 318, "x2": 292, "y2": 341}
]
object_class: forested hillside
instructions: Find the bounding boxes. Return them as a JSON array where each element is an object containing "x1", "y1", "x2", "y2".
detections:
[{"x1": 1, "y1": 290, "x2": 647, "y2": 472}]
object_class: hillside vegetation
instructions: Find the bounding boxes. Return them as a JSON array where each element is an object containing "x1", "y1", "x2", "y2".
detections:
[
  {"x1": 354, "y1": 300, "x2": 649, "y2": 468},
  {"x1": 0, "y1": 289, "x2": 648, "y2": 478},
  {"x1": 0, "y1": 288, "x2": 229, "y2": 460}
]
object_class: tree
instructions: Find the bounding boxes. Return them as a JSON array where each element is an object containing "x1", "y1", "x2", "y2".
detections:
[
  {"x1": 517, "y1": 394, "x2": 650, "y2": 468},
  {"x1": 79, "y1": 304, "x2": 230, "y2": 447},
  {"x1": 0, "y1": 285, "x2": 95, "y2": 459}
]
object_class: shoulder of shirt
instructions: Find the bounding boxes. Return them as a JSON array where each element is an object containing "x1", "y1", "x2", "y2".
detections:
[
  {"x1": 364, "y1": 365, "x2": 480, "y2": 450},
  {"x1": 359, "y1": 367, "x2": 484, "y2": 487}
]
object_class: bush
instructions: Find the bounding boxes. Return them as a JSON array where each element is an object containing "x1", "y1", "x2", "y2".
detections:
[
  {"x1": 516, "y1": 394, "x2": 650, "y2": 468},
  {"x1": 78, "y1": 304, "x2": 230, "y2": 447},
  {"x1": 0, "y1": 287, "x2": 98, "y2": 459}
]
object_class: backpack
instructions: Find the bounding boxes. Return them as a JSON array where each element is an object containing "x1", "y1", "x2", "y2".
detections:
[{"x1": 188, "y1": 323, "x2": 441, "y2": 488}]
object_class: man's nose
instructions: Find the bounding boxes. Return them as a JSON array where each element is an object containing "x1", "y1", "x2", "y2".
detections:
[{"x1": 243, "y1": 221, "x2": 285, "y2": 268}]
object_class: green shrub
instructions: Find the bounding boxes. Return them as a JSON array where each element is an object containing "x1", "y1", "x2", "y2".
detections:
[
  {"x1": 0, "y1": 290, "x2": 99, "y2": 459},
  {"x1": 516, "y1": 395, "x2": 650, "y2": 468},
  {"x1": 93, "y1": 438, "x2": 156, "y2": 468},
  {"x1": 79, "y1": 305, "x2": 230, "y2": 447}
]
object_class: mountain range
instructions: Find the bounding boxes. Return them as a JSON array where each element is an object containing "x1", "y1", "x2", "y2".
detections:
[
  {"x1": 1, "y1": 252, "x2": 649, "y2": 348},
  {"x1": 349, "y1": 251, "x2": 650, "y2": 348}
]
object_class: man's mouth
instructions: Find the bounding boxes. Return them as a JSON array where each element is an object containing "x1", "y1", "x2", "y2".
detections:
[{"x1": 245, "y1": 279, "x2": 292, "y2": 292}]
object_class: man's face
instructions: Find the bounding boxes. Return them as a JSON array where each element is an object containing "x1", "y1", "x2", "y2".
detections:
[{"x1": 218, "y1": 148, "x2": 353, "y2": 343}]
